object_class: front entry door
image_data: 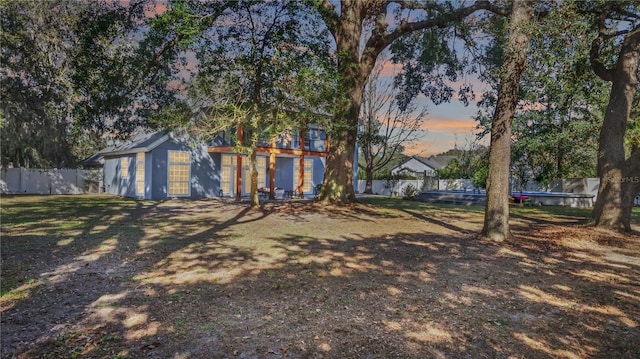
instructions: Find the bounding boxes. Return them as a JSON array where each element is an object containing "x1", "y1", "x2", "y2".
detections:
[{"x1": 221, "y1": 154, "x2": 235, "y2": 197}]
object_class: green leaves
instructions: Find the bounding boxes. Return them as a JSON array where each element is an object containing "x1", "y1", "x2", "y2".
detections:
[
  {"x1": 186, "y1": 0, "x2": 335, "y2": 149},
  {"x1": 1, "y1": 0, "x2": 99, "y2": 167},
  {"x1": 391, "y1": 27, "x2": 461, "y2": 109}
]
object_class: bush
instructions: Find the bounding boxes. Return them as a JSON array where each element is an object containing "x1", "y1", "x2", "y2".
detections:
[{"x1": 402, "y1": 184, "x2": 420, "y2": 200}]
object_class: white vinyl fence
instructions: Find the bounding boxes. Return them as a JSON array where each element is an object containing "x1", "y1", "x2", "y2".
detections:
[
  {"x1": 0, "y1": 168, "x2": 102, "y2": 195},
  {"x1": 357, "y1": 179, "x2": 424, "y2": 196}
]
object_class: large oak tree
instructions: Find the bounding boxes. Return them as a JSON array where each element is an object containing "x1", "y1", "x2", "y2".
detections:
[
  {"x1": 0, "y1": 0, "x2": 150, "y2": 167},
  {"x1": 588, "y1": 2, "x2": 640, "y2": 231},
  {"x1": 144, "y1": 0, "x2": 507, "y2": 205},
  {"x1": 311, "y1": 0, "x2": 507, "y2": 204}
]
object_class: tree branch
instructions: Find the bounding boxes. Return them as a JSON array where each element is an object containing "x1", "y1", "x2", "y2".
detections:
[
  {"x1": 313, "y1": 0, "x2": 339, "y2": 38},
  {"x1": 590, "y1": 9, "x2": 616, "y2": 82},
  {"x1": 361, "y1": 0, "x2": 509, "y2": 69}
]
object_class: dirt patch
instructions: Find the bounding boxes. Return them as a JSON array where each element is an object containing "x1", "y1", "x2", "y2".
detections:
[{"x1": 1, "y1": 195, "x2": 639, "y2": 358}]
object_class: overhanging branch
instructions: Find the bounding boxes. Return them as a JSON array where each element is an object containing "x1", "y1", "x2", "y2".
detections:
[{"x1": 590, "y1": 9, "x2": 617, "y2": 82}]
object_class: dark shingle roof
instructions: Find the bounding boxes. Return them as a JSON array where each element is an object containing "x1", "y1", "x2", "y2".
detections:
[
  {"x1": 80, "y1": 132, "x2": 169, "y2": 167},
  {"x1": 416, "y1": 155, "x2": 456, "y2": 170}
]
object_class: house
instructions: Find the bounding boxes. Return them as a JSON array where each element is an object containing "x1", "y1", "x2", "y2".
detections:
[
  {"x1": 391, "y1": 155, "x2": 456, "y2": 177},
  {"x1": 91, "y1": 125, "x2": 331, "y2": 200}
]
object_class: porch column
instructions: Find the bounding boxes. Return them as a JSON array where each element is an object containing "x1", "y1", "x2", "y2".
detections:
[
  {"x1": 299, "y1": 155, "x2": 305, "y2": 195},
  {"x1": 269, "y1": 142, "x2": 276, "y2": 200},
  {"x1": 325, "y1": 128, "x2": 330, "y2": 153},
  {"x1": 298, "y1": 128, "x2": 305, "y2": 195}
]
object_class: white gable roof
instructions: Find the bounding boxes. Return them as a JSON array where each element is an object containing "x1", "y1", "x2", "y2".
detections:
[{"x1": 391, "y1": 155, "x2": 456, "y2": 175}]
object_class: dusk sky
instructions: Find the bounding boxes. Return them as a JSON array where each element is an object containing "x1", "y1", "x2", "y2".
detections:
[{"x1": 377, "y1": 61, "x2": 487, "y2": 157}]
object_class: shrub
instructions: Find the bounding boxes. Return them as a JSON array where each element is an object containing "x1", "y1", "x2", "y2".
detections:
[{"x1": 402, "y1": 184, "x2": 420, "y2": 200}]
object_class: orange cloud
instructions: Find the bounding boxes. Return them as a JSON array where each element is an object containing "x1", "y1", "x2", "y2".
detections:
[
  {"x1": 144, "y1": 0, "x2": 167, "y2": 17},
  {"x1": 377, "y1": 61, "x2": 404, "y2": 76},
  {"x1": 404, "y1": 137, "x2": 459, "y2": 157},
  {"x1": 404, "y1": 141, "x2": 433, "y2": 156},
  {"x1": 419, "y1": 118, "x2": 478, "y2": 133}
]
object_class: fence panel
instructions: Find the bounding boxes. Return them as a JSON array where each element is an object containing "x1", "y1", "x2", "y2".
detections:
[
  {"x1": 0, "y1": 168, "x2": 101, "y2": 194},
  {"x1": 357, "y1": 179, "x2": 423, "y2": 196}
]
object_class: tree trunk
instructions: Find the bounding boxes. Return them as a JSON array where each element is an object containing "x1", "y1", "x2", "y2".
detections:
[
  {"x1": 316, "y1": 2, "x2": 370, "y2": 205},
  {"x1": 249, "y1": 147, "x2": 260, "y2": 207},
  {"x1": 314, "y1": 0, "x2": 499, "y2": 205},
  {"x1": 482, "y1": 0, "x2": 533, "y2": 241},
  {"x1": 365, "y1": 170, "x2": 374, "y2": 194},
  {"x1": 590, "y1": 27, "x2": 640, "y2": 231},
  {"x1": 320, "y1": 125, "x2": 359, "y2": 204}
]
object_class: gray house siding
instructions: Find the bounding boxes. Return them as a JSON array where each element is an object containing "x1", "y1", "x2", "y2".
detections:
[
  {"x1": 190, "y1": 146, "x2": 219, "y2": 198},
  {"x1": 104, "y1": 155, "x2": 136, "y2": 197},
  {"x1": 149, "y1": 140, "x2": 219, "y2": 199},
  {"x1": 311, "y1": 157, "x2": 325, "y2": 193},
  {"x1": 270, "y1": 156, "x2": 325, "y2": 195},
  {"x1": 274, "y1": 157, "x2": 294, "y2": 191},
  {"x1": 96, "y1": 130, "x2": 343, "y2": 200},
  {"x1": 149, "y1": 146, "x2": 169, "y2": 199}
]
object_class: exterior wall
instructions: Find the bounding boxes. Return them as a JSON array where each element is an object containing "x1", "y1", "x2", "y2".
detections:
[
  {"x1": 104, "y1": 139, "x2": 220, "y2": 200},
  {"x1": 274, "y1": 157, "x2": 294, "y2": 191},
  {"x1": 101, "y1": 127, "x2": 331, "y2": 201},
  {"x1": 149, "y1": 147, "x2": 168, "y2": 199},
  {"x1": 267, "y1": 156, "x2": 325, "y2": 195},
  {"x1": 209, "y1": 153, "x2": 222, "y2": 196},
  {"x1": 150, "y1": 140, "x2": 219, "y2": 200},
  {"x1": 104, "y1": 155, "x2": 136, "y2": 197},
  {"x1": 189, "y1": 145, "x2": 220, "y2": 198},
  {"x1": 141, "y1": 152, "x2": 152, "y2": 199}
]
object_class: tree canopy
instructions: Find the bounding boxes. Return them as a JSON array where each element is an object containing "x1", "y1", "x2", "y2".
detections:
[{"x1": 0, "y1": 0, "x2": 186, "y2": 168}]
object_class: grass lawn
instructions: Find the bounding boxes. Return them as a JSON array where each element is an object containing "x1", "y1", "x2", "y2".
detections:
[{"x1": 1, "y1": 194, "x2": 639, "y2": 358}]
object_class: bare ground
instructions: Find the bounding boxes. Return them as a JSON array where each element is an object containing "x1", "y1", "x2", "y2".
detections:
[{"x1": 1, "y1": 195, "x2": 639, "y2": 359}]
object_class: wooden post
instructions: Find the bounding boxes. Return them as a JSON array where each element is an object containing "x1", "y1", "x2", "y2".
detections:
[
  {"x1": 269, "y1": 142, "x2": 276, "y2": 200},
  {"x1": 298, "y1": 128, "x2": 305, "y2": 195},
  {"x1": 325, "y1": 128, "x2": 329, "y2": 154}
]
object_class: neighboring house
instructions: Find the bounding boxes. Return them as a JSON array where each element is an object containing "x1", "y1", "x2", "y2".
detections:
[
  {"x1": 391, "y1": 155, "x2": 456, "y2": 177},
  {"x1": 89, "y1": 125, "x2": 331, "y2": 200}
]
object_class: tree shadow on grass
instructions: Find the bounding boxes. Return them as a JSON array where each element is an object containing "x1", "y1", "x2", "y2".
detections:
[
  {"x1": 0, "y1": 196, "x2": 273, "y2": 357},
  {"x1": 2, "y1": 196, "x2": 639, "y2": 358}
]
